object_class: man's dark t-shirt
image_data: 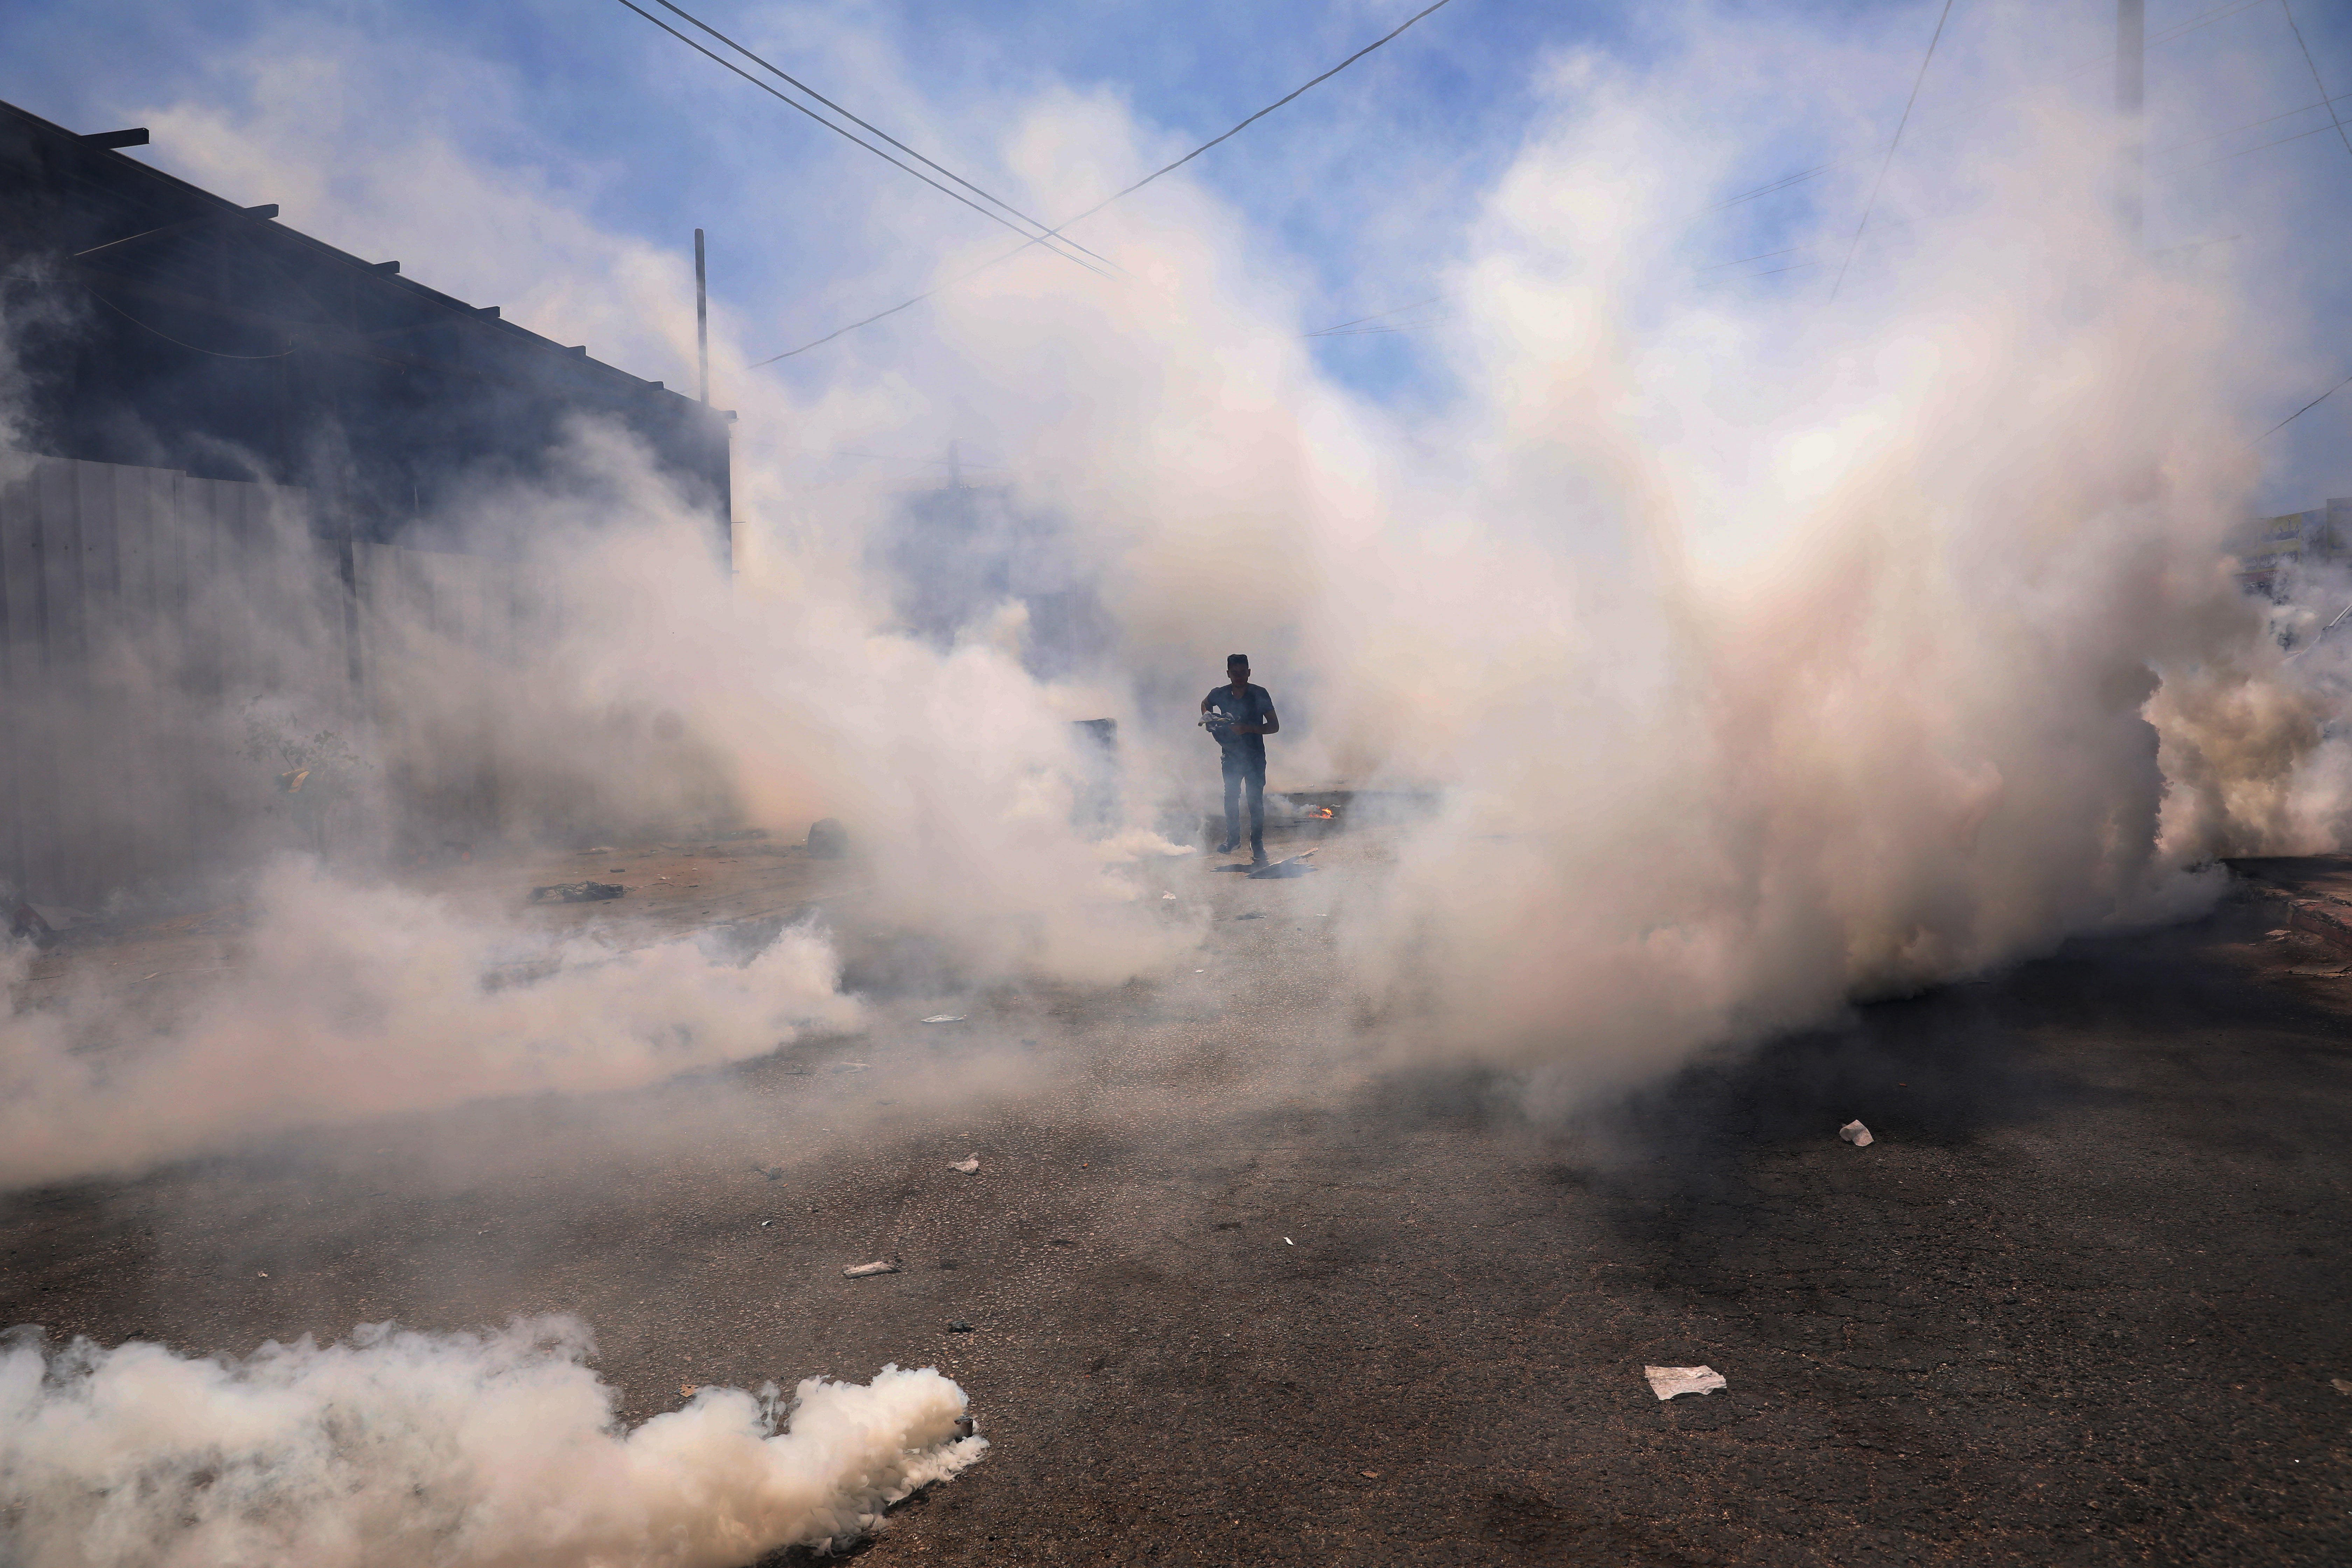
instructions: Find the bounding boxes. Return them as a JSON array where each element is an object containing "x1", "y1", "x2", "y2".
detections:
[{"x1": 1204, "y1": 683, "x2": 1275, "y2": 766}]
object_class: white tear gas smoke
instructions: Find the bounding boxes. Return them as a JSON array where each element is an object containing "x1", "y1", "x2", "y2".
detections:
[
  {"x1": 0, "y1": 1317, "x2": 984, "y2": 1567},
  {"x1": 0, "y1": 423, "x2": 1195, "y2": 1190},
  {"x1": 860, "y1": 16, "x2": 2346, "y2": 1103},
  {"x1": 0, "y1": 856, "x2": 855, "y2": 1188},
  {"x1": 8, "y1": 0, "x2": 2352, "y2": 1182}
]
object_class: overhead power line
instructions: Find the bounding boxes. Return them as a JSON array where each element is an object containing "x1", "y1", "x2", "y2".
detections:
[
  {"x1": 750, "y1": 0, "x2": 1464, "y2": 366},
  {"x1": 1043, "y1": 0, "x2": 1460, "y2": 237},
  {"x1": 1302, "y1": 295, "x2": 1448, "y2": 337},
  {"x1": 639, "y1": 0, "x2": 1119, "y2": 272},
  {"x1": 1703, "y1": 246, "x2": 1805, "y2": 271},
  {"x1": 2149, "y1": 91, "x2": 2348, "y2": 155},
  {"x1": 2063, "y1": 0, "x2": 2267, "y2": 76},
  {"x1": 1722, "y1": 0, "x2": 2263, "y2": 226},
  {"x1": 2278, "y1": 0, "x2": 2352, "y2": 161},
  {"x1": 1709, "y1": 160, "x2": 1846, "y2": 211},
  {"x1": 2251, "y1": 369, "x2": 2352, "y2": 443},
  {"x1": 2169, "y1": 115, "x2": 2351, "y2": 172},
  {"x1": 611, "y1": 0, "x2": 1108, "y2": 278},
  {"x1": 1832, "y1": 0, "x2": 1956, "y2": 300}
]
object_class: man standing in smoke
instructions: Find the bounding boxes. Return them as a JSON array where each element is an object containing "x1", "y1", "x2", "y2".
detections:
[{"x1": 1202, "y1": 653, "x2": 1280, "y2": 865}]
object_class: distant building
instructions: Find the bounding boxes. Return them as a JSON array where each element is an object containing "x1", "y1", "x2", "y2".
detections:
[
  {"x1": 874, "y1": 446, "x2": 1107, "y2": 677},
  {"x1": 2236, "y1": 499, "x2": 2352, "y2": 595}
]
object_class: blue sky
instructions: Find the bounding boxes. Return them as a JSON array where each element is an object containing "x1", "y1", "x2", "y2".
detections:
[{"x1": 10, "y1": 1, "x2": 2352, "y2": 506}]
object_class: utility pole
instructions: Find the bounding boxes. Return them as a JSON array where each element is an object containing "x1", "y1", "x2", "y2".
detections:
[
  {"x1": 2118, "y1": 0, "x2": 2144, "y2": 246},
  {"x1": 694, "y1": 227, "x2": 709, "y2": 404}
]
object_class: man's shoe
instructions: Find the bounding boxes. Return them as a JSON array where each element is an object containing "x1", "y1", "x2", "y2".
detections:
[
  {"x1": 1218, "y1": 840, "x2": 1239, "y2": 854},
  {"x1": 1250, "y1": 850, "x2": 1269, "y2": 868}
]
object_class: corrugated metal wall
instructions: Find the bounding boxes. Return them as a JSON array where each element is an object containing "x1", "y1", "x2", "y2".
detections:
[
  {"x1": 0, "y1": 456, "x2": 573, "y2": 908},
  {"x1": 1, "y1": 456, "x2": 350, "y2": 908},
  {"x1": 352, "y1": 539, "x2": 562, "y2": 858}
]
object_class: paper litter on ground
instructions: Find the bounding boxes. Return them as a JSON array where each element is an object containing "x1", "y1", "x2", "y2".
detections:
[
  {"x1": 842, "y1": 1260, "x2": 901, "y2": 1278},
  {"x1": 1839, "y1": 1120, "x2": 1874, "y2": 1147},
  {"x1": 1644, "y1": 1365, "x2": 1727, "y2": 1400},
  {"x1": 921, "y1": 1014, "x2": 966, "y2": 1024},
  {"x1": 950, "y1": 1155, "x2": 980, "y2": 1173}
]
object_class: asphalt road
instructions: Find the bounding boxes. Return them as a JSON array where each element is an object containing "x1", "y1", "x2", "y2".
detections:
[{"x1": 2, "y1": 839, "x2": 2347, "y2": 1566}]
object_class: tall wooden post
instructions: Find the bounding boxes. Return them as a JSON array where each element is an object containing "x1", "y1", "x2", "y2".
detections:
[
  {"x1": 2118, "y1": 0, "x2": 2144, "y2": 245},
  {"x1": 694, "y1": 227, "x2": 709, "y2": 405}
]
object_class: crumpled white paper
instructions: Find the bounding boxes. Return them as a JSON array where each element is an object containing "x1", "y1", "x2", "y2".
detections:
[
  {"x1": 1839, "y1": 1120, "x2": 1874, "y2": 1147},
  {"x1": 1644, "y1": 1365, "x2": 1728, "y2": 1400}
]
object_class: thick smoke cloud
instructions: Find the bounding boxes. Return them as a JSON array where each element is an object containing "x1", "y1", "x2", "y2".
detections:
[
  {"x1": 0, "y1": 420, "x2": 1198, "y2": 1190},
  {"x1": 0, "y1": 1317, "x2": 985, "y2": 1566},
  {"x1": 8, "y1": 5, "x2": 2352, "y2": 1565},
  {"x1": 0, "y1": 857, "x2": 854, "y2": 1189},
  {"x1": 7, "y1": 2, "x2": 2352, "y2": 1161}
]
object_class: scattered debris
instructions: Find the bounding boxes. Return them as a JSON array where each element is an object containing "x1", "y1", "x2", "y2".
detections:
[
  {"x1": 948, "y1": 1320, "x2": 974, "y2": 1333},
  {"x1": 578, "y1": 846, "x2": 616, "y2": 855},
  {"x1": 922, "y1": 1014, "x2": 967, "y2": 1024},
  {"x1": 256, "y1": 1272, "x2": 269, "y2": 1279},
  {"x1": 1284, "y1": 1236, "x2": 1295, "y2": 1245},
  {"x1": 1161, "y1": 891, "x2": 1177, "y2": 900},
  {"x1": 807, "y1": 817, "x2": 850, "y2": 860},
  {"x1": 1839, "y1": 1120, "x2": 1874, "y2": 1147},
  {"x1": 277, "y1": 768, "x2": 311, "y2": 793},
  {"x1": 529, "y1": 881, "x2": 624, "y2": 904},
  {"x1": 1360, "y1": 1470, "x2": 1380, "y2": 1479},
  {"x1": 1644, "y1": 1365, "x2": 1727, "y2": 1400},
  {"x1": 680, "y1": 1384, "x2": 698, "y2": 1397},
  {"x1": 2332, "y1": 1378, "x2": 2352, "y2": 1396},
  {"x1": 950, "y1": 1155, "x2": 980, "y2": 1174},
  {"x1": 760, "y1": 1220, "x2": 774, "y2": 1228},
  {"x1": 842, "y1": 1260, "x2": 900, "y2": 1279}
]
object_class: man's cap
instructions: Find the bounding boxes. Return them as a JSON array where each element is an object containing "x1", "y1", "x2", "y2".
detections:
[{"x1": 1227, "y1": 653, "x2": 1250, "y2": 667}]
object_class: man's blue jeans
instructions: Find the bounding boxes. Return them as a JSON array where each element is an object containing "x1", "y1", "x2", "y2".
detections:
[{"x1": 1222, "y1": 750, "x2": 1265, "y2": 857}]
